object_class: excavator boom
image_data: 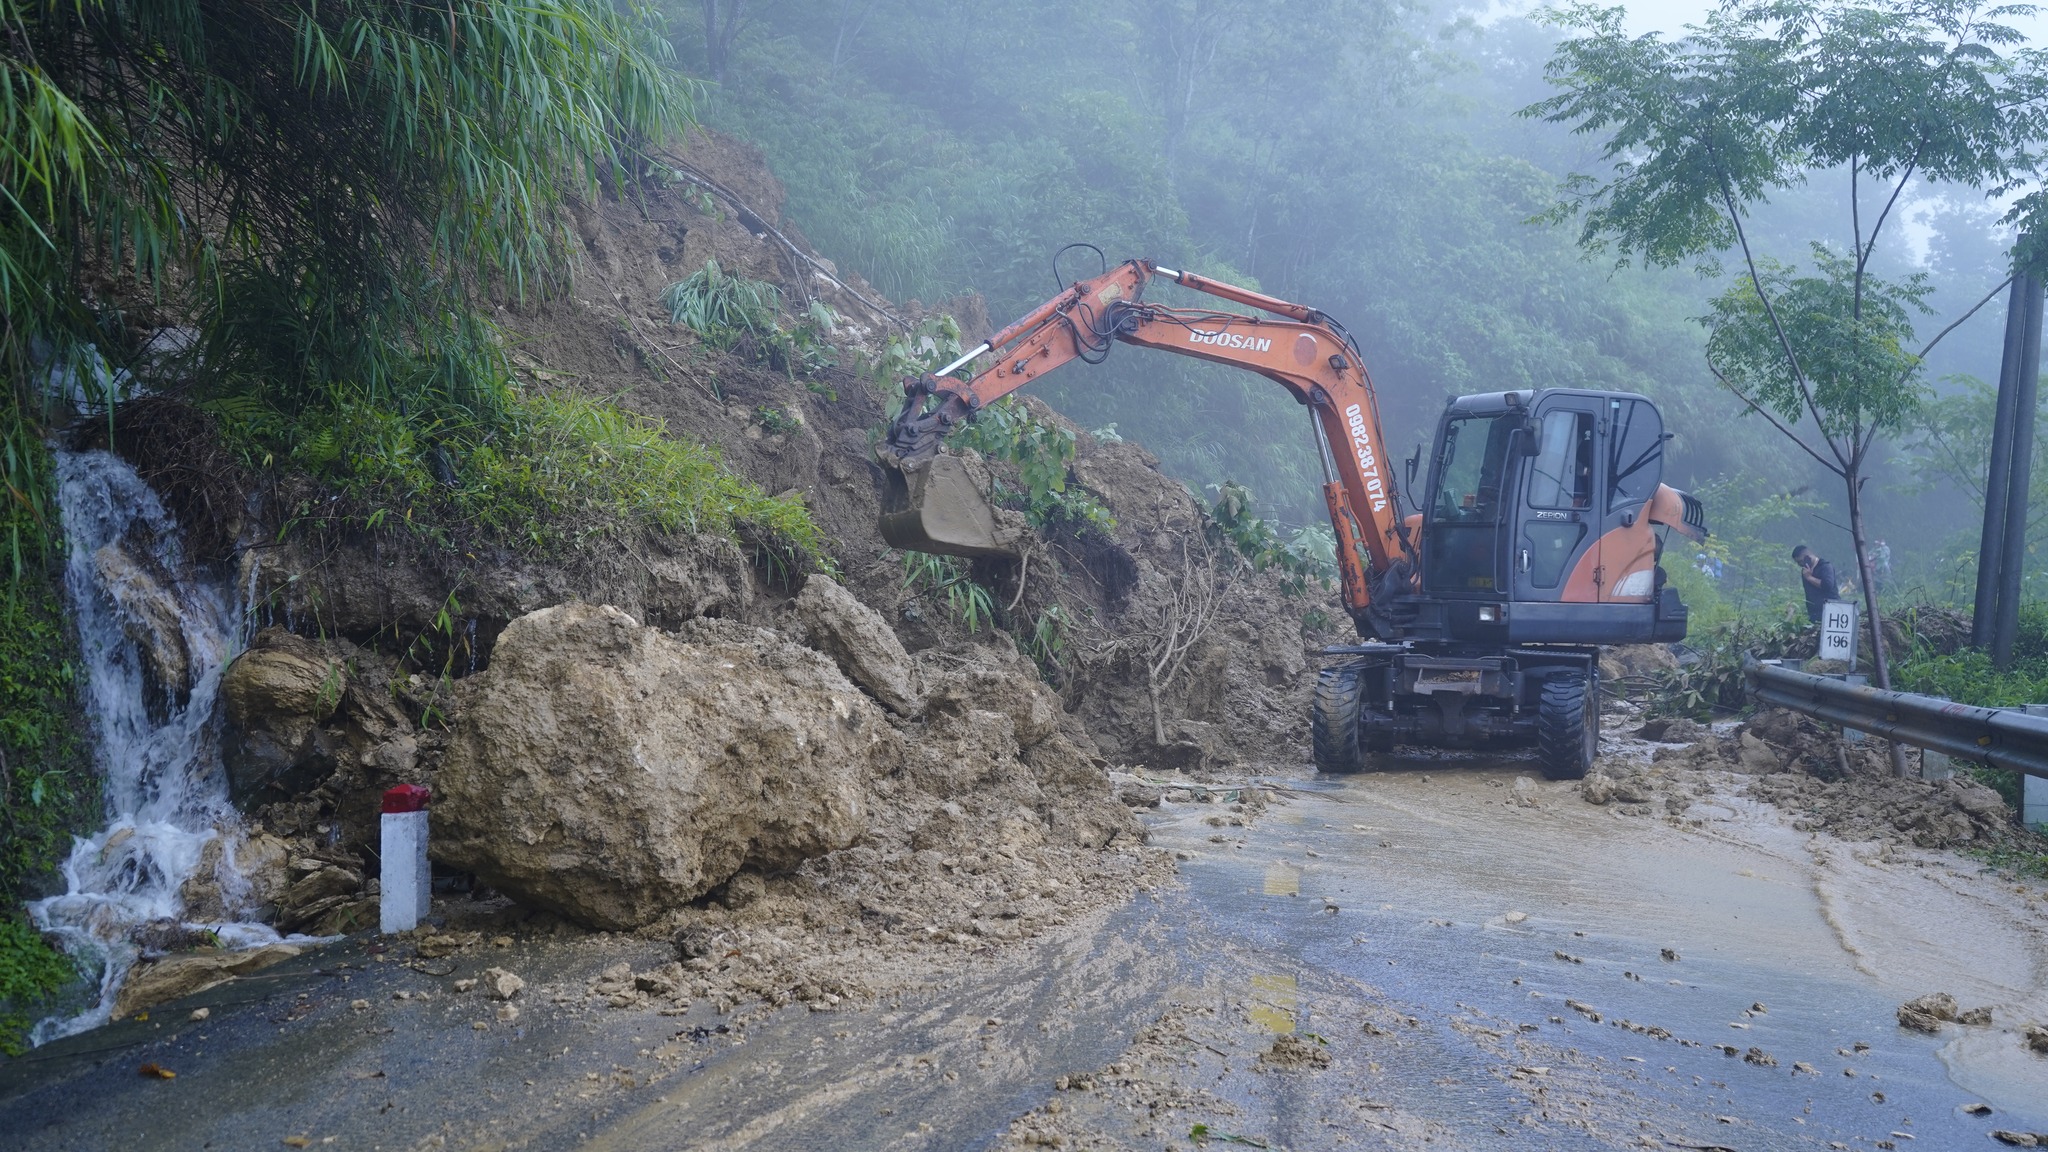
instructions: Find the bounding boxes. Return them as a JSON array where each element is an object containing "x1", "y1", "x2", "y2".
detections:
[{"x1": 881, "y1": 259, "x2": 1405, "y2": 615}]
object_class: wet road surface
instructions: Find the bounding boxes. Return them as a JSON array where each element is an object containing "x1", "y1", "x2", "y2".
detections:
[{"x1": 4, "y1": 756, "x2": 2044, "y2": 1150}]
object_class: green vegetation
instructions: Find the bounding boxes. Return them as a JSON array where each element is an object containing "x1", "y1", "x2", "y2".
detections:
[
  {"x1": 1532, "y1": 0, "x2": 2048, "y2": 691},
  {"x1": 1204, "y1": 481, "x2": 1335, "y2": 597},
  {"x1": 0, "y1": 915, "x2": 77, "y2": 1056},
  {"x1": 901, "y1": 552, "x2": 997, "y2": 635},
  {"x1": 230, "y1": 389, "x2": 825, "y2": 564},
  {"x1": 664, "y1": 259, "x2": 842, "y2": 383},
  {"x1": 948, "y1": 398, "x2": 1112, "y2": 531},
  {"x1": 0, "y1": 441, "x2": 95, "y2": 1054}
]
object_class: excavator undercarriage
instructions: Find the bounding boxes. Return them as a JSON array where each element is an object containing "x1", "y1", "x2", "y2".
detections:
[{"x1": 876, "y1": 256, "x2": 1707, "y2": 779}]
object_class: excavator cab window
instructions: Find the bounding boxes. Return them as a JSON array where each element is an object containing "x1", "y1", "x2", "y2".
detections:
[
  {"x1": 1606, "y1": 399, "x2": 1663, "y2": 513},
  {"x1": 1426, "y1": 413, "x2": 1517, "y2": 593}
]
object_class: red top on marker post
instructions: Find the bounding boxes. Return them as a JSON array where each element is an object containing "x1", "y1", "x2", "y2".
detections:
[{"x1": 381, "y1": 784, "x2": 431, "y2": 813}]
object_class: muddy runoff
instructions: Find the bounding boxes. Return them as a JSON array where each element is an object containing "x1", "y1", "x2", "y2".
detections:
[{"x1": 10, "y1": 725, "x2": 2048, "y2": 1150}]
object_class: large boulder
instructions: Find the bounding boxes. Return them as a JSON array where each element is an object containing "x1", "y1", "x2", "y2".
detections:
[
  {"x1": 793, "y1": 574, "x2": 923, "y2": 716},
  {"x1": 434, "y1": 604, "x2": 892, "y2": 930}
]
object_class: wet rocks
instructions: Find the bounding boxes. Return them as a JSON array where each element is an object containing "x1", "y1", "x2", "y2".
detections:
[
  {"x1": 792, "y1": 574, "x2": 923, "y2": 717},
  {"x1": 2025, "y1": 1023, "x2": 2048, "y2": 1055},
  {"x1": 1579, "y1": 773, "x2": 1617, "y2": 805},
  {"x1": 219, "y1": 628, "x2": 420, "y2": 815},
  {"x1": 113, "y1": 942, "x2": 302, "y2": 1020},
  {"x1": 433, "y1": 604, "x2": 890, "y2": 930},
  {"x1": 219, "y1": 631, "x2": 344, "y2": 802},
  {"x1": 1897, "y1": 992, "x2": 1960, "y2": 1033},
  {"x1": 91, "y1": 542, "x2": 195, "y2": 698}
]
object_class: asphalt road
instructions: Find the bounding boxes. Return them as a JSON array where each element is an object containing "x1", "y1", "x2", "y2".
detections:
[{"x1": 4, "y1": 756, "x2": 2043, "y2": 1150}]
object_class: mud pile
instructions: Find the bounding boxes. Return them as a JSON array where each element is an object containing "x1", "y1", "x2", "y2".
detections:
[{"x1": 1585, "y1": 707, "x2": 2026, "y2": 850}]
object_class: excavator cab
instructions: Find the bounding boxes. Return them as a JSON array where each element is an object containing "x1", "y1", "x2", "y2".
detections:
[{"x1": 1407, "y1": 389, "x2": 1696, "y2": 647}]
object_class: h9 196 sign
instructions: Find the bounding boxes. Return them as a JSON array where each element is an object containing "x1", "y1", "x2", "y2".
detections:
[{"x1": 1819, "y1": 600, "x2": 1857, "y2": 664}]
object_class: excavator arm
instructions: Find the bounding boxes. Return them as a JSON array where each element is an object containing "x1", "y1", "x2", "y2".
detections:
[{"x1": 881, "y1": 259, "x2": 1408, "y2": 615}]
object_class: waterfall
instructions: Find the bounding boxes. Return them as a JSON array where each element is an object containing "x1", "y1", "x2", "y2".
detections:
[{"x1": 27, "y1": 448, "x2": 285, "y2": 1044}]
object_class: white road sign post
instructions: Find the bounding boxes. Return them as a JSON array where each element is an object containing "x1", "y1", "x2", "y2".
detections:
[{"x1": 1819, "y1": 600, "x2": 1858, "y2": 666}]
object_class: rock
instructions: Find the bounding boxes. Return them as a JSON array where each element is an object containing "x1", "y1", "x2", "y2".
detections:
[
  {"x1": 2026, "y1": 1023, "x2": 2048, "y2": 1054},
  {"x1": 435, "y1": 605, "x2": 889, "y2": 930},
  {"x1": 1959, "y1": 1006, "x2": 1994, "y2": 1026},
  {"x1": 921, "y1": 645, "x2": 1061, "y2": 748},
  {"x1": 1993, "y1": 1132, "x2": 2041, "y2": 1147},
  {"x1": 219, "y1": 632, "x2": 345, "y2": 802},
  {"x1": 1599, "y1": 644, "x2": 1680, "y2": 683},
  {"x1": 187, "y1": 1007, "x2": 210, "y2": 1022},
  {"x1": 1116, "y1": 783, "x2": 1163, "y2": 809},
  {"x1": 1611, "y1": 778, "x2": 1656, "y2": 805},
  {"x1": 113, "y1": 943, "x2": 302, "y2": 1019},
  {"x1": 1580, "y1": 774, "x2": 1616, "y2": 805},
  {"x1": 496, "y1": 1004, "x2": 520, "y2": 1024},
  {"x1": 1734, "y1": 731, "x2": 1782, "y2": 774},
  {"x1": 283, "y1": 865, "x2": 361, "y2": 911},
  {"x1": 1259, "y1": 1033, "x2": 1332, "y2": 1070},
  {"x1": 1635, "y1": 716, "x2": 1707, "y2": 743},
  {"x1": 481, "y1": 967, "x2": 524, "y2": 1000},
  {"x1": 1509, "y1": 776, "x2": 1541, "y2": 808},
  {"x1": 91, "y1": 543, "x2": 193, "y2": 697},
  {"x1": 793, "y1": 574, "x2": 923, "y2": 717},
  {"x1": 416, "y1": 931, "x2": 480, "y2": 958},
  {"x1": 454, "y1": 979, "x2": 477, "y2": 993},
  {"x1": 1897, "y1": 992, "x2": 1960, "y2": 1033},
  {"x1": 1504, "y1": 911, "x2": 1528, "y2": 924}
]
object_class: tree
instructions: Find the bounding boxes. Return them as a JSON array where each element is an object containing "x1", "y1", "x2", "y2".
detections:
[
  {"x1": 1528, "y1": 0, "x2": 2048, "y2": 711},
  {"x1": 701, "y1": 0, "x2": 747, "y2": 83}
]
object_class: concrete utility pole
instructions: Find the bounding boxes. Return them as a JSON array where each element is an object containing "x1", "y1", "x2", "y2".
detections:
[{"x1": 1974, "y1": 249, "x2": 2043, "y2": 671}]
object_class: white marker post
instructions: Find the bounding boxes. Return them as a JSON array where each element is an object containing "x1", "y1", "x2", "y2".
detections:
[
  {"x1": 1818, "y1": 600, "x2": 1858, "y2": 666},
  {"x1": 380, "y1": 784, "x2": 431, "y2": 934}
]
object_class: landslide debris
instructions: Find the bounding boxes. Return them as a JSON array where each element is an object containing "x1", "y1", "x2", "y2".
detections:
[
  {"x1": 1588, "y1": 706, "x2": 2027, "y2": 851},
  {"x1": 99, "y1": 126, "x2": 1324, "y2": 1026}
]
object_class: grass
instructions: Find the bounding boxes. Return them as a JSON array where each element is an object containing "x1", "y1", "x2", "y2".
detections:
[{"x1": 233, "y1": 389, "x2": 830, "y2": 570}]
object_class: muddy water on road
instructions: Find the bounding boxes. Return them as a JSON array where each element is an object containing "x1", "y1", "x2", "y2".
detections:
[{"x1": 1150, "y1": 758, "x2": 2048, "y2": 1147}]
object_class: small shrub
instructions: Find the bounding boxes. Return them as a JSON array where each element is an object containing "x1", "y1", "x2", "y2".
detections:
[
  {"x1": 950, "y1": 398, "x2": 1113, "y2": 531},
  {"x1": 664, "y1": 259, "x2": 783, "y2": 352},
  {"x1": 0, "y1": 916, "x2": 79, "y2": 1056},
  {"x1": 902, "y1": 551, "x2": 996, "y2": 634},
  {"x1": 755, "y1": 406, "x2": 803, "y2": 436},
  {"x1": 1205, "y1": 480, "x2": 1332, "y2": 596}
]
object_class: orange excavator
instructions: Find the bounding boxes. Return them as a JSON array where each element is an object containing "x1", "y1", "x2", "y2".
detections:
[{"x1": 878, "y1": 257, "x2": 1708, "y2": 779}]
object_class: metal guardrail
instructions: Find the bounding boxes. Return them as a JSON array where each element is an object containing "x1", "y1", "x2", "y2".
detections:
[{"x1": 1743, "y1": 655, "x2": 2048, "y2": 781}]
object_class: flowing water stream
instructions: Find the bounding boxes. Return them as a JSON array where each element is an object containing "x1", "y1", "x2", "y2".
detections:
[{"x1": 26, "y1": 448, "x2": 284, "y2": 1044}]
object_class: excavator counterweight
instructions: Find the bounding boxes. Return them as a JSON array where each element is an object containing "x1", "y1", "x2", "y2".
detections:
[{"x1": 877, "y1": 256, "x2": 1707, "y2": 779}]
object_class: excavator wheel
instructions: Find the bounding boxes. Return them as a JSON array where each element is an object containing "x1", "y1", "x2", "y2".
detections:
[
  {"x1": 1536, "y1": 671, "x2": 1598, "y2": 781},
  {"x1": 1312, "y1": 661, "x2": 1373, "y2": 775}
]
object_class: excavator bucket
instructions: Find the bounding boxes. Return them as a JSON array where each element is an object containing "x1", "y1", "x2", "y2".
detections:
[{"x1": 877, "y1": 454, "x2": 1021, "y2": 560}]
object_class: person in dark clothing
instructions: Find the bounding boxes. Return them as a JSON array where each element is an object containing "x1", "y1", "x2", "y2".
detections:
[{"x1": 1791, "y1": 544, "x2": 1842, "y2": 623}]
